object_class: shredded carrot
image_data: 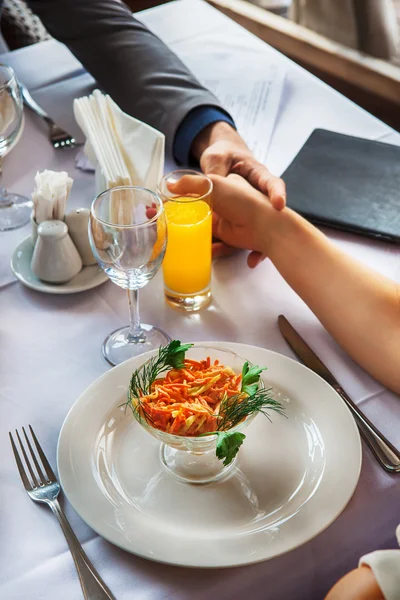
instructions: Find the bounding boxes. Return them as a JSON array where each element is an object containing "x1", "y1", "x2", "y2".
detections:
[{"x1": 134, "y1": 358, "x2": 242, "y2": 436}]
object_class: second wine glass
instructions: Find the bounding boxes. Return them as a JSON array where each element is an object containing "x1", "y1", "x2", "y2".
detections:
[
  {"x1": 0, "y1": 64, "x2": 33, "y2": 231},
  {"x1": 89, "y1": 186, "x2": 169, "y2": 366}
]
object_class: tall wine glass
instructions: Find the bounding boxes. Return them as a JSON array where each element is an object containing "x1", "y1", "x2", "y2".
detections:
[
  {"x1": 89, "y1": 186, "x2": 170, "y2": 366},
  {"x1": 0, "y1": 64, "x2": 32, "y2": 231}
]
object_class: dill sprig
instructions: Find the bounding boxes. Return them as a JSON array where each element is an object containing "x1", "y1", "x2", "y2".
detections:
[
  {"x1": 130, "y1": 340, "x2": 193, "y2": 398},
  {"x1": 210, "y1": 388, "x2": 286, "y2": 466},
  {"x1": 216, "y1": 388, "x2": 286, "y2": 431},
  {"x1": 209, "y1": 361, "x2": 286, "y2": 466},
  {"x1": 123, "y1": 340, "x2": 193, "y2": 424}
]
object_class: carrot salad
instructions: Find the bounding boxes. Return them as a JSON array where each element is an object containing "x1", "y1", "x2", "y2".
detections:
[{"x1": 135, "y1": 357, "x2": 242, "y2": 436}]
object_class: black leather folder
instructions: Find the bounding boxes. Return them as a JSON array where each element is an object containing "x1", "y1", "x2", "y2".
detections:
[{"x1": 282, "y1": 129, "x2": 400, "y2": 243}]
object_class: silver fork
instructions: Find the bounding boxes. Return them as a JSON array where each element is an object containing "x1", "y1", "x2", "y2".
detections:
[
  {"x1": 9, "y1": 425, "x2": 116, "y2": 600},
  {"x1": 20, "y1": 83, "x2": 76, "y2": 149}
]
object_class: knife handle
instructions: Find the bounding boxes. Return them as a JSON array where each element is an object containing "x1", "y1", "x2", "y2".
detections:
[{"x1": 336, "y1": 388, "x2": 400, "y2": 473}]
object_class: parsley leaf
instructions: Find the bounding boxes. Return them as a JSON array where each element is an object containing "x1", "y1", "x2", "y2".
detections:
[
  {"x1": 241, "y1": 362, "x2": 267, "y2": 396},
  {"x1": 215, "y1": 431, "x2": 246, "y2": 466},
  {"x1": 164, "y1": 340, "x2": 193, "y2": 369}
]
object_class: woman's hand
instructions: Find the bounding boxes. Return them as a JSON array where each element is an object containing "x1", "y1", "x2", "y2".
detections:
[
  {"x1": 167, "y1": 169, "x2": 282, "y2": 264},
  {"x1": 209, "y1": 173, "x2": 276, "y2": 267},
  {"x1": 168, "y1": 172, "x2": 275, "y2": 266},
  {"x1": 169, "y1": 175, "x2": 280, "y2": 267}
]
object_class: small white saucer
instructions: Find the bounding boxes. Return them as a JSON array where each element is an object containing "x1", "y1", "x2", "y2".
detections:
[{"x1": 10, "y1": 236, "x2": 108, "y2": 294}]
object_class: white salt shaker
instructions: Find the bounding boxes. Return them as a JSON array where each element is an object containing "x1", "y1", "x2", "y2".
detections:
[
  {"x1": 65, "y1": 208, "x2": 97, "y2": 266},
  {"x1": 31, "y1": 220, "x2": 82, "y2": 283}
]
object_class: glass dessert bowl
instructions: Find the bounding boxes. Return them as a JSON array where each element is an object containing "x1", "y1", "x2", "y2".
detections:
[{"x1": 126, "y1": 344, "x2": 266, "y2": 484}]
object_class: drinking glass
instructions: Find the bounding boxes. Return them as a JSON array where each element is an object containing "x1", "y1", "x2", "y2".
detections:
[
  {"x1": 89, "y1": 186, "x2": 170, "y2": 366},
  {"x1": 0, "y1": 64, "x2": 32, "y2": 231},
  {"x1": 158, "y1": 170, "x2": 212, "y2": 312}
]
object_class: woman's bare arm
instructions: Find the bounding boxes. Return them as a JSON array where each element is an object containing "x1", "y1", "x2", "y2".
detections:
[{"x1": 210, "y1": 174, "x2": 400, "y2": 394}]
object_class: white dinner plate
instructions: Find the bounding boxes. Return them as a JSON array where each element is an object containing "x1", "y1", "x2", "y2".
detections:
[
  {"x1": 57, "y1": 342, "x2": 362, "y2": 568},
  {"x1": 11, "y1": 236, "x2": 108, "y2": 294}
]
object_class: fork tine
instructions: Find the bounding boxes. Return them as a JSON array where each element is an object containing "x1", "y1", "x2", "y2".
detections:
[
  {"x1": 53, "y1": 141, "x2": 75, "y2": 149},
  {"x1": 16, "y1": 429, "x2": 39, "y2": 487},
  {"x1": 9, "y1": 432, "x2": 32, "y2": 491},
  {"x1": 29, "y1": 425, "x2": 56, "y2": 482},
  {"x1": 22, "y1": 426, "x2": 47, "y2": 484}
]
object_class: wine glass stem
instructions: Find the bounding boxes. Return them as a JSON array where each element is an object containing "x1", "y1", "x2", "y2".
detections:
[
  {"x1": 127, "y1": 288, "x2": 146, "y2": 343},
  {"x1": 0, "y1": 158, "x2": 10, "y2": 206}
]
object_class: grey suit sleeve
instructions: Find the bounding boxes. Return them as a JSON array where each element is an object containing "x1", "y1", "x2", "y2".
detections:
[{"x1": 25, "y1": 0, "x2": 224, "y2": 154}]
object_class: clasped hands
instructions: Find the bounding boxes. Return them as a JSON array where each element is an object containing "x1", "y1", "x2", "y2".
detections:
[{"x1": 188, "y1": 121, "x2": 287, "y2": 267}]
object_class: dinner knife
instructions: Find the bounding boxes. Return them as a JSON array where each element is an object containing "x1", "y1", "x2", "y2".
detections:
[{"x1": 278, "y1": 314, "x2": 400, "y2": 474}]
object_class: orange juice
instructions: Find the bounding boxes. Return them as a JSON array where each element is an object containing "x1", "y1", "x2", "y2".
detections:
[{"x1": 163, "y1": 197, "x2": 212, "y2": 295}]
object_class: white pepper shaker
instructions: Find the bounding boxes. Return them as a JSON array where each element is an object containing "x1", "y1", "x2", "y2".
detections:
[
  {"x1": 31, "y1": 220, "x2": 82, "y2": 283},
  {"x1": 65, "y1": 208, "x2": 97, "y2": 266}
]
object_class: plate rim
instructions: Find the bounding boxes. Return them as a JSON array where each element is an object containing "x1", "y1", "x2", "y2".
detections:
[
  {"x1": 57, "y1": 341, "x2": 362, "y2": 568},
  {"x1": 10, "y1": 235, "x2": 108, "y2": 294}
]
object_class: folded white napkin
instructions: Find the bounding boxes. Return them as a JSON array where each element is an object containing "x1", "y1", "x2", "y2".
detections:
[
  {"x1": 73, "y1": 90, "x2": 165, "y2": 193},
  {"x1": 32, "y1": 170, "x2": 73, "y2": 224},
  {"x1": 75, "y1": 150, "x2": 95, "y2": 172}
]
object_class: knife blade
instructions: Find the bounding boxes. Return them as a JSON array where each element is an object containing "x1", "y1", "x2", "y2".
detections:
[
  {"x1": 278, "y1": 315, "x2": 338, "y2": 388},
  {"x1": 278, "y1": 314, "x2": 400, "y2": 473}
]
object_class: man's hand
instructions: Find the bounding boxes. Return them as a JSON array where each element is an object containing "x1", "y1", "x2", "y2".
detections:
[
  {"x1": 192, "y1": 122, "x2": 286, "y2": 210},
  {"x1": 191, "y1": 121, "x2": 286, "y2": 262}
]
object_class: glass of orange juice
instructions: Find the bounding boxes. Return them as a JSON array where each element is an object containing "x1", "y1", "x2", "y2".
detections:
[{"x1": 158, "y1": 170, "x2": 212, "y2": 311}]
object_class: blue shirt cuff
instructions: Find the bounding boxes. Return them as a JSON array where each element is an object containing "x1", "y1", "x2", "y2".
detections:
[{"x1": 173, "y1": 106, "x2": 236, "y2": 165}]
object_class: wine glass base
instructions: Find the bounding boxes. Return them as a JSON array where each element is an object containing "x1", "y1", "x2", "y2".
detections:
[
  {"x1": 102, "y1": 324, "x2": 171, "y2": 367},
  {"x1": 164, "y1": 287, "x2": 211, "y2": 312},
  {"x1": 160, "y1": 443, "x2": 236, "y2": 485},
  {"x1": 0, "y1": 194, "x2": 32, "y2": 231}
]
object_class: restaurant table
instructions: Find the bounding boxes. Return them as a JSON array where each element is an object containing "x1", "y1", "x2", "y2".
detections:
[{"x1": 1, "y1": 1, "x2": 399, "y2": 599}]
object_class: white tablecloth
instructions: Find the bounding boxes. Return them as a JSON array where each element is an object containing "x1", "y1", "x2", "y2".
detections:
[{"x1": 1, "y1": 2, "x2": 399, "y2": 599}]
